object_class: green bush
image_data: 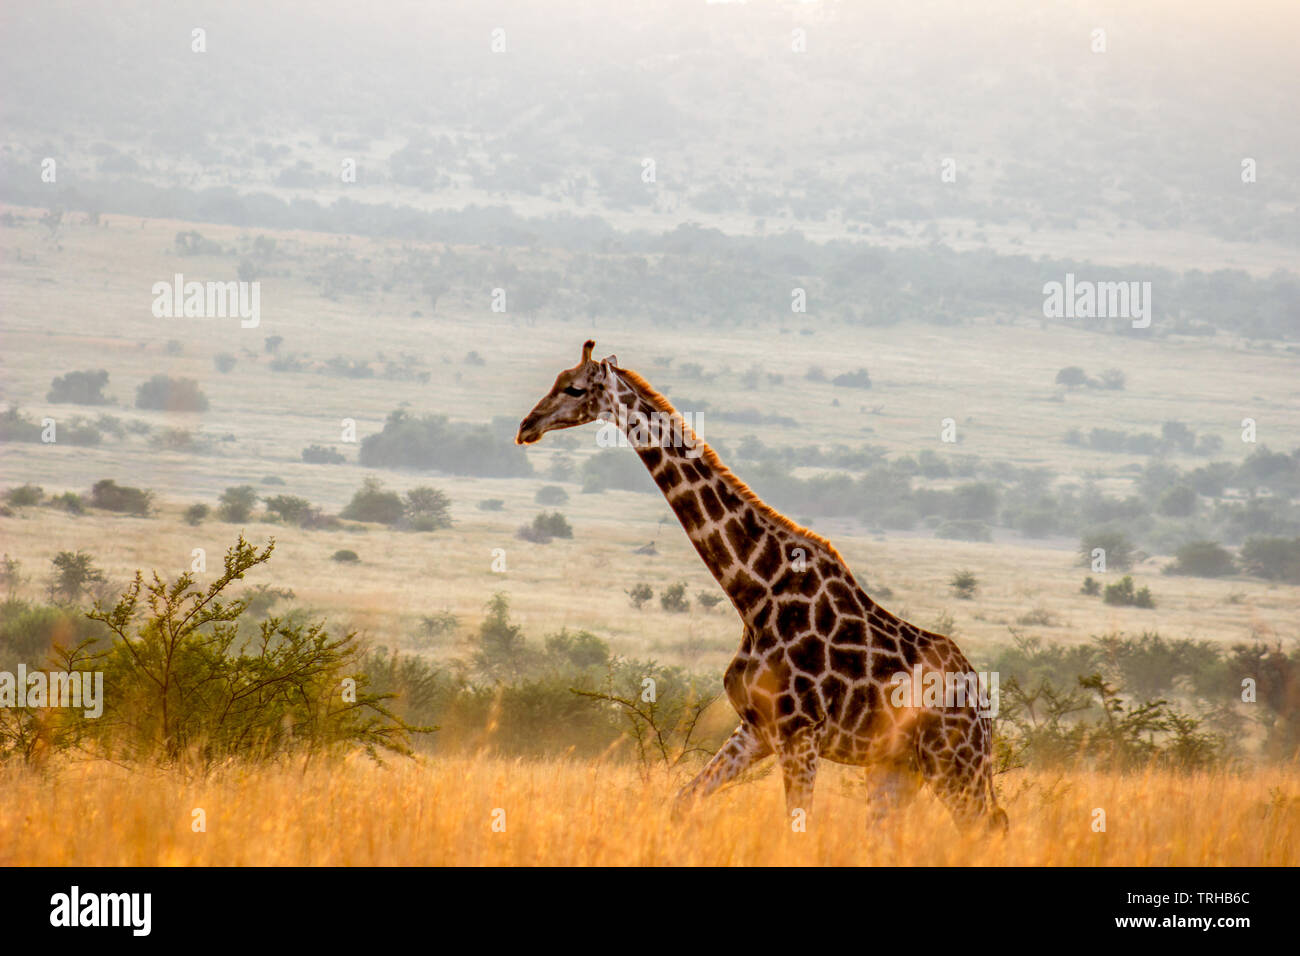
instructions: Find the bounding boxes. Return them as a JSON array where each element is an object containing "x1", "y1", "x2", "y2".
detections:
[
  {"x1": 184, "y1": 503, "x2": 210, "y2": 526},
  {"x1": 331, "y1": 549, "x2": 360, "y2": 563}
]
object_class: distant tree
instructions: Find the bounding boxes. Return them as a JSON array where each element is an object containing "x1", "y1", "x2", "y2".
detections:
[
  {"x1": 1166, "y1": 541, "x2": 1235, "y2": 578},
  {"x1": 90, "y1": 479, "x2": 152, "y2": 516},
  {"x1": 184, "y1": 503, "x2": 210, "y2": 526},
  {"x1": 1055, "y1": 366, "x2": 1089, "y2": 388},
  {"x1": 1079, "y1": 530, "x2": 1135, "y2": 571},
  {"x1": 517, "y1": 512, "x2": 573, "y2": 544},
  {"x1": 47, "y1": 369, "x2": 110, "y2": 405},
  {"x1": 218, "y1": 485, "x2": 258, "y2": 523},
  {"x1": 214, "y1": 353, "x2": 237, "y2": 374},
  {"x1": 473, "y1": 592, "x2": 531, "y2": 682},
  {"x1": 331, "y1": 549, "x2": 360, "y2": 563},
  {"x1": 48, "y1": 550, "x2": 104, "y2": 604},
  {"x1": 1239, "y1": 537, "x2": 1300, "y2": 583},
  {"x1": 831, "y1": 368, "x2": 872, "y2": 389},
  {"x1": 660, "y1": 582, "x2": 690, "y2": 613},
  {"x1": 302, "y1": 444, "x2": 346, "y2": 464},
  {"x1": 1098, "y1": 368, "x2": 1126, "y2": 390},
  {"x1": 341, "y1": 477, "x2": 405, "y2": 525},
  {"x1": 1157, "y1": 485, "x2": 1197, "y2": 517},
  {"x1": 535, "y1": 485, "x2": 570, "y2": 506},
  {"x1": 0, "y1": 554, "x2": 25, "y2": 600},
  {"x1": 697, "y1": 592, "x2": 724, "y2": 610},
  {"x1": 5, "y1": 484, "x2": 43, "y2": 507},
  {"x1": 135, "y1": 375, "x2": 209, "y2": 412},
  {"x1": 1080, "y1": 576, "x2": 1101, "y2": 596},
  {"x1": 627, "y1": 583, "x2": 653, "y2": 609},
  {"x1": 263, "y1": 495, "x2": 314, "y2": 526},
  {"x1": 1102, "y1": 576, "x2": 1155, "y2": 608},
  {"x1": 405, "y1": 486, "x2": 452, "y2": 531},
  {"x1": 544, "y1": 629, "x2": 611, "y2": 670},
  {"x1": 950, "y1": 570, "x2": 978, "y2": 599}
]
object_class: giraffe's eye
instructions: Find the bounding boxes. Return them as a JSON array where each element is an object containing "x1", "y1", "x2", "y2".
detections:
[{"x1": 562, "y1": 386, "x2": 587, "y2": 398}]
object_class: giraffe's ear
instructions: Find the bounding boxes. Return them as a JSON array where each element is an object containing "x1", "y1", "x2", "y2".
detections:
[{"x1": 601, "y1": 354, "x2": 618, "y2": 369}]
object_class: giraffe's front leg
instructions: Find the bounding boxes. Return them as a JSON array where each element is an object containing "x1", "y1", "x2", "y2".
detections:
[
  {"x1": 776, "y1": 725, "x2": 823, "y2": 823},
  {"x1": 672, "y1": 723, "x2": 771, "y2": 817}
]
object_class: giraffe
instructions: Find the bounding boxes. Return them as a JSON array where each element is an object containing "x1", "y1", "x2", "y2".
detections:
[{"x1": 516, "y1": 341, "x2": 1007, "y2": 832}]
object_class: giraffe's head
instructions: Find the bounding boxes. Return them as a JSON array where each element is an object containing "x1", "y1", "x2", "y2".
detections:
[{"x1": 515, "y1": 339, "x2": 619, "y2": 445}]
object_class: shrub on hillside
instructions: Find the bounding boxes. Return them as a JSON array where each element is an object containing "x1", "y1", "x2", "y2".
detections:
[
  {"x1": 1238, "y1": 537, "x2": 1300, "y2": 583},
  {"x1": 135, "y1": 375, "x2": 209, "y2": 412},
  {"x1": 660, "y1": 582, "x2": 690, "y2": 613},
  {"x1": 535, "y1": 485, "x2": 570, "y2": 506},
  {"x1": 90, "y1": 479, "x2": 152, "y2": 515},
  {"x1": 359, "y1": 410, "x2": 532, "y2": 477},
  {"x1": 5, "y1": 485, "x2": 43, "y2": 507},
  {"x1": 1102, "y1": 576, "x2": 1156, "y2": 608},
  {"x1": 47, "y1": 369, "x2": 110, "y2": 405},
  {"x1": 341, "y1": 477, "x2": 405, "y2": 525},
  {"x1": 1079, "y1": 529, "x2": 1135, "y2": 571},
  {"x1": 302, "y1": 444, "x2": 346, "y2": 464},
  {"x1": 1165, "y1": 540, "x2": 1235, "y2": 578},
  {"x1": 516, "y1": 512, "x2": 573, "y2": 544},
  {"x1": 935, "y1": 520, "x2": 992, "y2": 542}
]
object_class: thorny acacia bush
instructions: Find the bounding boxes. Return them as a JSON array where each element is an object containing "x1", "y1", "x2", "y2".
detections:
[
  {"x1": 988, "y1": 631, "x2": 1300, "y2": 771},
  {"x1": 0, "y1": 537, "x2": 422, "y2": 766}
]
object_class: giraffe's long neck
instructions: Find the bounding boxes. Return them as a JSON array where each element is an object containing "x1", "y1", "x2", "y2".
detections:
[{"x1": 605, "y1": 371, "x2": 788, "y2": 617}]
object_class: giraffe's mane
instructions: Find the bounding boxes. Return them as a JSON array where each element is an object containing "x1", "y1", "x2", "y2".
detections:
[{"x1": 614, "y1": 364, "x2": 850, "y2": 567}]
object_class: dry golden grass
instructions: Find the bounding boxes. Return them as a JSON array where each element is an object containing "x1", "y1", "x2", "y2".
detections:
[{"x1": 1, "y1": 756, "x2": 1296, "y2": 866}]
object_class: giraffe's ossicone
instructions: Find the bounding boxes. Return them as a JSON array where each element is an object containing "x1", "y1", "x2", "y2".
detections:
[{"x1": 517, "y1": 341, "x2": 1008, "y2": 832}]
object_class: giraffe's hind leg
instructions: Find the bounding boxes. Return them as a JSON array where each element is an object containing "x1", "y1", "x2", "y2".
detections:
[
  {"x1": 672, "y1": 723, "x2": 771, "y2": 816},
  {"x1": 915, "y1": 716, "x2": 1006, "y2": 832},
  {"x1": 862, "y1": 756, "x2": 922, "y2": 826}
]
